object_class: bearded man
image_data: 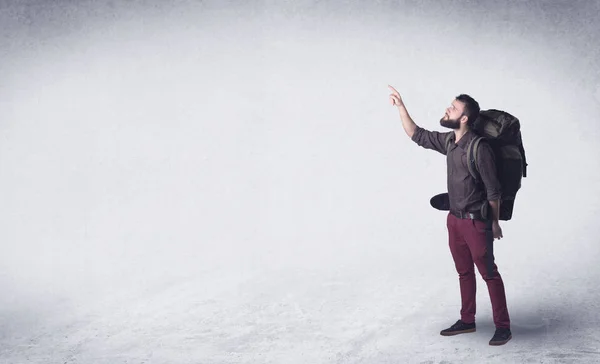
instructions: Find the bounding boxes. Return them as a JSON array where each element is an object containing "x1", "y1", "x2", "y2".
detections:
[{"x1": 388, "y1": 85, "x2": 512, "y2": 346}]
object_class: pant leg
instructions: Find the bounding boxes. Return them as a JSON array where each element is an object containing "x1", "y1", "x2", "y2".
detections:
[
  {"x1": 463, "y1": 219, "x2": 511, "y2": 329},
  {"x1": 447, "y1": 213, "x2": 477, "y2": 324}
]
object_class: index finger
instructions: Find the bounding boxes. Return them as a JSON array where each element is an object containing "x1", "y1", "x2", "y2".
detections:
[{"x1": 387, "y1": 85, "x2": 399, "y2": 95}]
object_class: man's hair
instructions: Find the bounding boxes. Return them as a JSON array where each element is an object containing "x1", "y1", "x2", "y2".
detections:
[{"x1": 456, "y1": 94, "x2": 480, "y2": 129}]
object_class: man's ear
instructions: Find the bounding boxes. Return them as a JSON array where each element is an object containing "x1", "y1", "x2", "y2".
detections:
[{"x1": 460, "y1": 114, "x2": 469, "y2": 124}]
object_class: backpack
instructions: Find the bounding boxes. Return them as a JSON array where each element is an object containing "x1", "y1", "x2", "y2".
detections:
[{"x1": 443, "y1": 109, "x2": 528, "y2": 221}]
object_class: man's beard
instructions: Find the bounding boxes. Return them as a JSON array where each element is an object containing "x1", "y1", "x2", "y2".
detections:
[{"x1": 440, "y1": 114, "x2": 461, "y2": 129}]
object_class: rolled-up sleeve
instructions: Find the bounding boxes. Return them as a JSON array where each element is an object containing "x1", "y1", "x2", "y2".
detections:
[
  {"x1": 411, "y1": 126, "x2": 451, "y2": 155},
  {"x1": 476, "y1": 141, "x2": 502, "y2": 201}
]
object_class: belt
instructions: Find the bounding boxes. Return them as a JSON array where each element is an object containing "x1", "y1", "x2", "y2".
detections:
[{"x1": 450, "y1": 210, "x2": 486, "y2": 221}]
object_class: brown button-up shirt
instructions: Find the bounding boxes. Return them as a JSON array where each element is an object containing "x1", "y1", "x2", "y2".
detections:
[{"x1": 411, "y1": 126, "x2": 501, "y2": 213}]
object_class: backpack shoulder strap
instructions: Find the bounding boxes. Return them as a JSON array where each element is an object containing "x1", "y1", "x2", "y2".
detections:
[
  {"x1": 467, "y1": 136, "x2": 484, "y2": 181},
  {"x1": 445, "y1": 133, "x2": 453, "y2": 154}
]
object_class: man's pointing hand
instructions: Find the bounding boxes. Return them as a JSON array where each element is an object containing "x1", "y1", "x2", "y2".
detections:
[{"x1": 388, "y1": 85, "x2": 405, "y2": 108}]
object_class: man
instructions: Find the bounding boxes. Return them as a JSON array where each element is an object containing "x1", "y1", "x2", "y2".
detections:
[{"x1": 387, "y1": 85, "x2": 512, "y2": 346}]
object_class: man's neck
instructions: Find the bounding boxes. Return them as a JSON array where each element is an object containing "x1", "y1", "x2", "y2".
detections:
[{"x1": 454, "y1": 127, "x2": 470, "y2": 143}]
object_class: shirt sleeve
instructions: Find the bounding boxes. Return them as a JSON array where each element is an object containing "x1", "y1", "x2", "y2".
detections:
[
  {"x1": 476, "y1": 141, "x2": 502, "y2": 201},
  {"x1": 411, "y1": 126, "x2": 452, "y2": 155}
]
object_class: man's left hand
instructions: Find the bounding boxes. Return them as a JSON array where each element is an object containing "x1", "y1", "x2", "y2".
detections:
[{"x1": 492, "y1": 221, "x2": 503, "y2": 240}]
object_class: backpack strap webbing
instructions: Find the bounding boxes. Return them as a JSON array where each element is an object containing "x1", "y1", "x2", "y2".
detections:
[
  {"x1": 519, "y1": 143, "x2": 528, "y2": 177},
  {"x1": 467, "y1": 136, "x2": 484, "y2": 181},
  {"x1": 445, "y1": 133, "x2": 453, "y2": 154}
]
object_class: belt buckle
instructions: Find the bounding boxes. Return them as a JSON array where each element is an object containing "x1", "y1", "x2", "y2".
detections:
[{"x1": 453, "y1": 210, "x2": 471, "y2": 219}]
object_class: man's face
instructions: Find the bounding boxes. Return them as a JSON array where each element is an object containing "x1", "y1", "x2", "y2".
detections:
[{"x1": 440, "y1": 99, "x2": 467, "y2": 130}]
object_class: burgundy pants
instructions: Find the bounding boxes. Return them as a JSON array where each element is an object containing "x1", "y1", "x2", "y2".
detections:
[{"x1": 446, "y1": 212, "x2": 510, "y2": 329}]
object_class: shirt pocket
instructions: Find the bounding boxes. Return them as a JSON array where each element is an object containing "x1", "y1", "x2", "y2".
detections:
[{"x1": 460, "y1": 153, "x2": 469, "y2": 170}]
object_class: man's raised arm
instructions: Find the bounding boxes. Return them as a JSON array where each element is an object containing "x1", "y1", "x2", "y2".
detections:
[
  {"x1": 388, "y1": 85, "x2": 417, "y2": 138},
  {"x1": 388, "y1": 85, "x2": 450, "y2": 155}
]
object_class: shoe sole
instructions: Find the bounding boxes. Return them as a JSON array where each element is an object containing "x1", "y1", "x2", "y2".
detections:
[
  {"x1": 440, "y1": 328, "x2": 476, "y2": 336},
  {"x1": 489, "y1": 334, "x2": 512, "y2": 346}
]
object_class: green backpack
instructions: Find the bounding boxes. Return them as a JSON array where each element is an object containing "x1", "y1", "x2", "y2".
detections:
[{"x1": 443, "y1": 109, "x2": 528, "y2": 221}]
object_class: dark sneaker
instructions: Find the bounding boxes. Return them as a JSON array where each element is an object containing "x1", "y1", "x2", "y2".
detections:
[
  {"x1": 489, "y1": 328, "x2": 512, "y2": 346},
  {"x1": 440, "y1": 320, "x2": 476, "y2": 336}
]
